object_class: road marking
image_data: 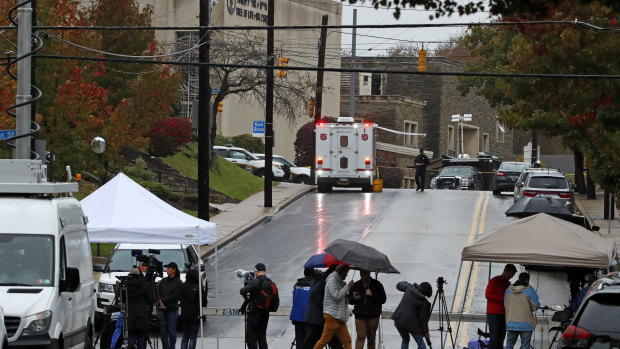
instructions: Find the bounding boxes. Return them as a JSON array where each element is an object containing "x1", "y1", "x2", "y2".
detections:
[{"x1": 459, "y1": 191, "x2": 490, "y2": 347}]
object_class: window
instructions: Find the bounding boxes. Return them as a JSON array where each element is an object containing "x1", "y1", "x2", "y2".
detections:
[
  {"x1": 213, "y1": 149, "x2": 229, "y2": 157},
  {"x1": 340, "y1": 157, "x2": 348, "y2": 169},
  {"x1": 176, "y1": 31, "x2": 200, "y2": 119},
  {"x1": 528, "y1": 177, "x2": 569, "y2": 189},
  {"x1": 340, "y1": 135, "x2": 349, "y2": 147},
  {"x1": 447, "y1": 126, "x2": 455, "y2": 156},
  {"x1": 496, "y1": 121, "x2": 505, "y2": 142},
  {"x1": 230, "y1": 150, "x2": 249, "y2": 160},
  {"x1": 482, "y1": 133, "x2": 489, "y2": 152},
  {"x1": 404, "y1": 121, "x2": 418, "y2": 148},
  {"x1": 59, "y1": 236, "x2": 66, "y2": 281},
  {"x1": 363, "y1": 75, "x2": 369, "y2": 86},
  {"x1": 371, "y1": 73, "x2": 382, "y2": 95}
]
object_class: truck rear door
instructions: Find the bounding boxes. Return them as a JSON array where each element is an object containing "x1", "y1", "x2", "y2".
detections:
[{"x1": 332, "y1": 126, "x2": 357, "y2": 178}]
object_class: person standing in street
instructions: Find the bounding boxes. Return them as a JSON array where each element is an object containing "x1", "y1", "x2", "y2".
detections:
[
  {"x1": 240, "y1": 263, "x2": 273, "y2": 349},
  {"x1": 303, "y1": 265, "x2": 342, "y2": 349},
  {"x1": 179, "y1": 268, "x2": 207, "y2": 349},
  {"x1": 349, "y1": 269, "x2": 386, "y2": 349},
  {"x1": 414, "y1": 149, "x2": 430, "y2": 191},
  {"x1": 504, "y1": 272, "x2": 540, "y2": 349},
  {"x1": 158, "y1": 262, "x2": 183, "y2": 349},
  {"x1": 392, "y1": 281, "x2": 432, "y2": 349},
  {"x1": 126, "y1": 267, "x2": 153, "y2": 349},
  {"x1": 291, "y1": 268, "x2": 321, "y2": 349},
  {"x1": 313, "y1": 263, "x2": 354, "y2": 349},
  {"x1": 485, "y1": 264, "x2": 517, "y2": 349}
]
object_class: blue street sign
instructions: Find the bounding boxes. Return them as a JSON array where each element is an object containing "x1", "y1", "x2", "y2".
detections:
[
  {"x1": 0, "y1": 129, "x2": 16, "y2": 140},
  {"x1": 252, "y1": 121, "x2": 265, "y2": 138},
  {"x1": 211, "y1": 88, "x2": 220, "y2": 94}
]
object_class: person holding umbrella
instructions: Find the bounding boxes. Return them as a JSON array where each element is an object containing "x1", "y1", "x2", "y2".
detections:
[
  {"x1": 313, "y1": 264, "x2": 354, "y2": 349},
  {"x1": 349, "y1": 269, "x2": 386, "y2": 349}
]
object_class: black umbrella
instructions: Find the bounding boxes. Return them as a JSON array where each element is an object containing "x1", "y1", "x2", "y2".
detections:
[
  {"x1": 324, "y1": 239, "x2": 400, "y2": 274},
  {"x1": 505, "y1": 197, "x2": 592, "y2": 230}
]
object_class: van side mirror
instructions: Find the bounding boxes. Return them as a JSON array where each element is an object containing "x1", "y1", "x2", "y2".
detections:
[{"x1": 61, "y1": 267, "x2": 81, "y2": 293}]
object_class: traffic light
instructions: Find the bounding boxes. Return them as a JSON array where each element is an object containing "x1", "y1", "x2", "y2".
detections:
[
  {"x1": 308, "y1": 98, "x2": 315, "y2": 117},
  {"x1": 277, "y1": 55, "x2": 289, "y2": 78},
  {"x1": 418, "y1": 49, "x2": 427, "y2": 72},
  {"x1": 217, "y1": 101, "x2": 223, "y2": 112}
]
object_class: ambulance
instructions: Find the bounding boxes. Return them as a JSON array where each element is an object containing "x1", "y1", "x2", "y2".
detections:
[{"x1": 315, "y1": 117, "x2": 377, "y2": 192}]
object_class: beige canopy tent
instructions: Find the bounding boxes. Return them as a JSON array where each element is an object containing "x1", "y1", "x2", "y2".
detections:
[{"x1": 462, "y1": 213, "x2": 616, "y2": 269}]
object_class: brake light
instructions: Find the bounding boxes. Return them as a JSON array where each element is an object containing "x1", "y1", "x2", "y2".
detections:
[
  {"x1": 365, "y1": 123, "x2": 370, "y2": 127},
  {"x1": 318, "y1": 122, "x2": 324, "y2": 127},
  {"x1": 559, "y1": 192, "x2": 573, "y2": 198},
  {"x1": 496, "y1": 171, "x2": 506, "y2": 176},
  {"x1": 523, "y1": 190, "x2": 536, "y2": 197},
  {"x1": 365, "y1": 157, "x2": 371, "y2": 165},
  {"x1": 317, "y1": 157, "x2": 323, "y2": 165},
  {"x1": 562, "y1": 325, "x2": 593, "y2": 339}
]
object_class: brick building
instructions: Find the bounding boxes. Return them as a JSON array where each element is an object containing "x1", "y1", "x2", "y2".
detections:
[{"x1": 340, "y1": 56, "x2": 514, "y2": 162}]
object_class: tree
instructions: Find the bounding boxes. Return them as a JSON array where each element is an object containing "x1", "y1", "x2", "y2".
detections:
[
  {"x1": 386, "y1": 42, "x2": 420, "y2": 57},
  {"x1": 148, "y1": 117, "x2": 192, "y2": 157},
  {"x1": 294, "y1": 116, "x2": 337, "y2": 166},
  {"x1": 342, "y1": 0, "x2": 620, "y2": 20},
  {"x1": 458, "y1": 1, "x2": 620, "y2": 197}
]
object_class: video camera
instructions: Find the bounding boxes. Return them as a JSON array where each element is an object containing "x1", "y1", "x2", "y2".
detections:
[
  {"x1": 235, "y1": 269, "x2": 255, "y2": 286},
  {"x1": 437, "y1": 277, "x2": 446, "y2": 291},
  {"x1": 133, "y1": 249, "x2": 163, "y2": 278}
]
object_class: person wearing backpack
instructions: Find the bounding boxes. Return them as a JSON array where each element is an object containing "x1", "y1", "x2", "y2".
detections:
[{"x1": 240, "y1": 263, "x2": 279, "y2": 349}]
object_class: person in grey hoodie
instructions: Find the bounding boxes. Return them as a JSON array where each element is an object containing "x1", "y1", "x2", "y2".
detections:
[
  {"x1": 392, "y1": 281, "x2": 433, "y2": 349},
  {"x1": 504, "y1": 272, "x2": 540, "y2": 349},
  {"x1": 313, "y1": 264, "x2": 354, "y2": 349}
]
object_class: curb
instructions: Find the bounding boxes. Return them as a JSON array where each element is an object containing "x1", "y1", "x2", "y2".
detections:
[
  {"x1": 574, "y1": 198, "x2": 593, "y2": 225},
  {"x1": 201, "y1": 186, "x2": 315, "y2": 258}
]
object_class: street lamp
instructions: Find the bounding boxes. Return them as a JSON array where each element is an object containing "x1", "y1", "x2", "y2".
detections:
[
  {"x1": 90, "y1": 136, "x2": 106, "y2": 257},
  {"x1": 451, "y1": 113, "x2": 472, "y2": 158}
]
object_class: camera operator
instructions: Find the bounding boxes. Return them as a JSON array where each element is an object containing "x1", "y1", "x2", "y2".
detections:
[
  {"x1": 392, "y1": 281, "x2": 433, "y2": 349},
  {"x1": 158, "y1": 262, "x2": 183, "y2": 349},
  {"x1": 126, "y1": 267, "x2": 154, "y2": 349},
  {"x1": 239, "y1": 263, "x2": 272, "y2": 349}
]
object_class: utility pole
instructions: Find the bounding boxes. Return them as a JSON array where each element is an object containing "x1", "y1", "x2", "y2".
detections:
[
  {"x1": 348, "y1": 9, "x2": 356, "y2": 119},
  {"x1": 531, "y1": 130, "x2": 538, "y2": 166},
  {"x1": 264, "y1": 0, "x2": 274, "y2": 207},
  {"x1": 198, "y1": 0, "x2": 211, "y2": 220},
  {"x1": 309, "y1": 15, "x2": 329, "y2": 185},
  {"x1": 16, "y1": 0, "x2": 33, "y2": 159}
]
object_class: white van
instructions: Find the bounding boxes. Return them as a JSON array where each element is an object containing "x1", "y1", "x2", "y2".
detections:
[{"x1": 0, "y1": 160, "x2": 95, "y2": 348}]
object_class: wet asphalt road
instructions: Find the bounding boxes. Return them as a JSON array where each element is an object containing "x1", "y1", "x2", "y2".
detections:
[{"x1": 198, "y1": 188, "x2": 570, "y2": 348}]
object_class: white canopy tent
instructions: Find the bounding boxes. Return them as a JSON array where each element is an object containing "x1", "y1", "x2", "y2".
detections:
[
  {"x1": 462, "y1": 213, "x2": 616, "y2": 269},
  {"x1": 81, "y1": 173, "x2": 217, "y2": 348}
]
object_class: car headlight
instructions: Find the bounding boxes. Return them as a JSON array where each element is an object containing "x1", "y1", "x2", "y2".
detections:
[
  {"x1": 430, "y1": 177, "x2": 436, "y2": 188},
  {"x1": 98, "y1": 282, "x2": 114, "y2": 293},
  {"x1": 22, "y1": 311, "x2": 52, "y2": 336},
  {"x1": 461, "y1": 178, "x2": 469, "y2": 186}
]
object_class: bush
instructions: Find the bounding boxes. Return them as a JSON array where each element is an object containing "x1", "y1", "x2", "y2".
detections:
[
  {"x1": 214, "y1": 133, "x2": 233, "y2": 146},
  {"x1": 147, "y1": 117, "x2": 192, "y2": 157},
  {"x1": 294, "y1": 116, "x2": 338, "y2": 166},
  {"x1": 123, "y1": 158, "x2": 156, "y2": 181},
  {"x1": 232, "y1": 134, "x2": 264, "y2": 153}
]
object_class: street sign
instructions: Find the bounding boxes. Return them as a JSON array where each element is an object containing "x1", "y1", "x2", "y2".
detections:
[
  {"x1": 211, "y1": 88, "x2": 220, "y2": 94},
  {"x1": 252, "y1": 121, "x2": 265, "y2": 138},
  {"x1": 0, "y1": 129, "x2": 16, "y2": 140}
]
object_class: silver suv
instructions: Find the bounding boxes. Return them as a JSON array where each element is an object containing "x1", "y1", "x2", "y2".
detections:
[
  {"x1": 513, "y1": 168, "x2": 562, "y2": 202},
  {"x1": 514, "y1": 171, "x2": 576, "y2": 212}
]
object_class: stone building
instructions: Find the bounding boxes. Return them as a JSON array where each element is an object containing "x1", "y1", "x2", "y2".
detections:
[
  {"x1": 136, "y1": 0, "x2": 342, "y2": 160},
  {"x1": 341, "y1": 56, "x2": 514, "y2": 162}
]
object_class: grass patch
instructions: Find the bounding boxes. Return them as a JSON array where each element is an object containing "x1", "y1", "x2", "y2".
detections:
[
  {"x1": 162, "y1": 142, "x2": 264, "y2": 200},
  {"x1": 91, "y1": 242, "x2": 116, "y2": 258}
]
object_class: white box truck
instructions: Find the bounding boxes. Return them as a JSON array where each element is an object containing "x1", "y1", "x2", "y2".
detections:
[
  {"x1": 315, "y1": 117, "x2": 377, "y2": 192},
  {"x1": 0, "y1": 159, "x2": 95, "y2": 348}
]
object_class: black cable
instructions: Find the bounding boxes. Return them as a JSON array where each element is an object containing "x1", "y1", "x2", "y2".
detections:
[{"x1": 33, "y1": 54, "x2": 620, "y2": 79}]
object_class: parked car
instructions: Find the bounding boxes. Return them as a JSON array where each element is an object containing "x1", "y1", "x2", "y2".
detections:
[
  {"x1": 253, "y1": 154, "x2": 311, "y2": 184},
  {"x1": 213, "y1": 145, "x2": 286, "y2": 180},
  {"x1": 95, "y1": 244, "x2": 201, "y2": 323},
  {"x1": 0, "y1": 306, "x2": 6, "y2": 349},
  {"x1": 430, "y1": 166, "x2": 485, "y2": 190},
  {"x1": 514, "y1": 171, "x2": 576, "y2": 212},
  {"x1": 558, "y1": 273, "x2": 620, "y2": 349},
  {"x1": 513, "y1": 168, "x2": 562, "y2": 202},
  {"x1": 492, "y1": 161, "x2": 530, "y2": 195}
]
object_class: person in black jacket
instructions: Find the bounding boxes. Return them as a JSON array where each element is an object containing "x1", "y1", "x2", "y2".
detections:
[
  {"x1": 349, "y1": 269, "x2": 386, "y2": 349},
  {"x1": 414, "y1": 149, "x2": 430, "y2": 191},
  {"x1": 126, "y1": 268, "x2": 153, "y2": 349},
  {"x1": 158, "y1": 262, "x2": 183, "y2": 349},
  {"x1": 239, "y1": 263, "x2": 272, "y2": 349},
  {"x1": 392, "y1": 281, "x2": 433, "y2": 349},
  {"x1": 179, "y1": 268, "x2": 207, "y2": 349},
  {"x1": 302, "y1": 265, "x2": 342, "y2": 349}
]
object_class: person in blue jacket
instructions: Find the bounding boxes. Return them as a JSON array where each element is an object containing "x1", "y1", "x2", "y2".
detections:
[{"x1": 290, "y1": 268, "x2": 321, "y2": 349}]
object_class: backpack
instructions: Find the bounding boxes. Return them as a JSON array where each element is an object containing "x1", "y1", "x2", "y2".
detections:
[{"x1": 255, "y1": 277, "x2": 280, "y2": 312}]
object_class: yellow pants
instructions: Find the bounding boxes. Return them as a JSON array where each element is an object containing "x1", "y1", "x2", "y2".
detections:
[{"x1": 313, "y1": 314, "x2": 352, "y2": 349}]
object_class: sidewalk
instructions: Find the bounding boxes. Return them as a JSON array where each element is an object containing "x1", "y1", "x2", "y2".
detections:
[
  {"x1": 574, "y1": 193, "x2": 620, "y2": 268},
  {"x1": 200, "y1": 182, "x2": 314, "y2": 257}
]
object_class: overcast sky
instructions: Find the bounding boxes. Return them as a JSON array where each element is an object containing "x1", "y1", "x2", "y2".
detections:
[{"x1": 340, "y1": 3, "x2": 495, "y2": 56}]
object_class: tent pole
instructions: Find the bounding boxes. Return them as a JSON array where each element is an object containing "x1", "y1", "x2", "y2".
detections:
[
  {"x1": 216, "y1": 239, "x2": 219, "y2": 349},
  {"x1": 453, "y1": 261, "x2": 474, "y2": 348},
  {"x1": 197, "y1": 243, "x2": 205, "y2": 349},
  {"x1": 485, "y1": 262, "x2": 491, "y2": 333}
]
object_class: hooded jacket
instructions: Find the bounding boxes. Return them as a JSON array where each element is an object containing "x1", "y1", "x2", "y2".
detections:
[
  {"x1": 322, "y1": 271, "x2": 351, "y2": 322},
  {"x1": 392, "y1": 282, "x2": 431, "y2": 335},
  {"x1": 179, "y1": 269, "x2": 207, "y2": 325},
  {"x1": 504, "y1": 284, "x2": 540, "y2": 331},
  {"x1": 304, "y1": 272, "x2": 329, "y2": 326},
  {"x1": 349, "y1": 277, "x2": 386, "y2": 319}
]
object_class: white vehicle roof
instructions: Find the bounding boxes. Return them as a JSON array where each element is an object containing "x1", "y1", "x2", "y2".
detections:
[{"x1": 115, "y1": 243, "x2": 190, "y2": 250}]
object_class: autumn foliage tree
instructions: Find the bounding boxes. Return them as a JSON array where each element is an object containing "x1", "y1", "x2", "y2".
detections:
[
  {"x1": 147, "y1": 117, "x2": 192, "y2": 157},
  {"x1": 294, "y1": 116, "x2": 337, "y2": 166}
]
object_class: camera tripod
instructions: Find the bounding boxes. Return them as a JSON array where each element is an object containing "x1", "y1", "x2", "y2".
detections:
[{"x1": 429, "y1": 277, "x2": 455, "y2": 349}]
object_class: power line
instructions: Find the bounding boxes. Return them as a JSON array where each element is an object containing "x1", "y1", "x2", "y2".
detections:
[{"x1": 34, "y1": 54, "x2": 620, "y2": 79}]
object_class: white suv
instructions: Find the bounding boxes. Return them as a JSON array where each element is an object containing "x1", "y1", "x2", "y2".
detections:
[
  {"x1": 253, "y1": 154, "x2": 310, "y2": 184},
  {"x1": 0, "y1": 305, "x2": 7, "y2": 349},
  {"x1": 95, "y1": 244, "x2": 201, "y2": 322},
  {"x1": 213, "y1": 145, "x2": 286, "y2": 180}
]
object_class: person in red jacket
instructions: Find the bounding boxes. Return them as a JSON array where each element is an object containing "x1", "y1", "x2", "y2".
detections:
[{"x1": 485, "y1": 264, "x2": 517, "y2": 349}]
